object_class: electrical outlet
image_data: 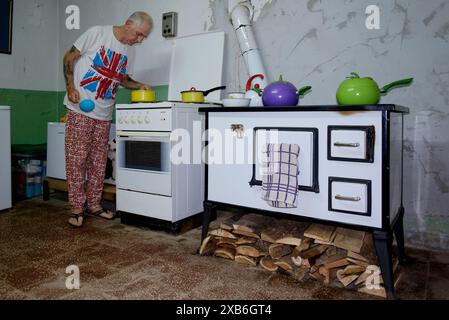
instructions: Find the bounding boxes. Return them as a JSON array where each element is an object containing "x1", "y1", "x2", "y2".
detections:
[{"x1": 162, "y1": 12, "x2": 177, "y2": 38}]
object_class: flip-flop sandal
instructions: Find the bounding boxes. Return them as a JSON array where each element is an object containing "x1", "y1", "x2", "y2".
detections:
[
  {"x1": 68, "y1": 213, "x2": 84, "y2": 228},
  {"x1": 87, "y1": 207, "x2": 116, "y2": 220}
]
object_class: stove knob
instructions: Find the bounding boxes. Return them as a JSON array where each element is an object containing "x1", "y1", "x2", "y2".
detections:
[
  {"x1": 118, "y1": 117, "x2": 124, "y2": 124},
  {"x1": 124, "y1": 116, "x2": 129, "y2": 124},
  {"x1": 131, "y1": 116, "x2": 136, "y2": 124},
  {"x1": 138, "y1": 116, "x2": 143, "y2": 124},
  {"x1": 145, "y1": 116, "x2": 151, "y2": 124}
]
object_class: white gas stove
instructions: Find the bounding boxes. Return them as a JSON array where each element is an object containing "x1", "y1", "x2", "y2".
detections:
[{"x1": 115, "y1": 102, "x2": 213, "y2": 231}]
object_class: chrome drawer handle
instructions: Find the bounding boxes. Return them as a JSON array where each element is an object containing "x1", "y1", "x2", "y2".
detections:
[
  {"x1": 335, "y1": 195, "x2": 361, "y2": 202},
  {"x1": 334, "y1": 142, "x2": 360, "y2": 148}
]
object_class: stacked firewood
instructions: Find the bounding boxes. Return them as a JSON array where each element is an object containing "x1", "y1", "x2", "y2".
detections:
[{"x1": 199, "y1": 214, "x2": 401, "y2": 299}]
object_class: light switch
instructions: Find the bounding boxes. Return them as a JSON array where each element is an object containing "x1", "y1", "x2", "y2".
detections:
[{"x1": 162, "y1": 12, "x2": 178, "y2": 38}]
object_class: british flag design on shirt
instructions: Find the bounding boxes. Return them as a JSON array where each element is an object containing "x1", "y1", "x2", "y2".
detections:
[{"x1": 80, "y1": 46, "x2": 128, "y2": 100}]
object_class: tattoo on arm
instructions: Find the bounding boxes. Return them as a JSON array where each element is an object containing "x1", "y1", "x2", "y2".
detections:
[{"x1": 63, "y1": 46, "x2": 80, "y2": 88}]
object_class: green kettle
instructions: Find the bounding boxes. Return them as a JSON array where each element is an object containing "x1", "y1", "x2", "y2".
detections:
[{"x1": 336, "y1": 72, "x2": 413, "y2": 105}]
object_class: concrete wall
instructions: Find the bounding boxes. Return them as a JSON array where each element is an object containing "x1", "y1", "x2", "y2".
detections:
[{"x1": 0, "y1": 0, "x2": 59, "y2": 91}]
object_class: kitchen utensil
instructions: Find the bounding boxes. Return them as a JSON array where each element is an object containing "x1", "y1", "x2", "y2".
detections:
[
  {"x1": 131, "y1": 90, "x2": 156, "y2": 103},
  {"x1": 80, "y1": 99, "x2": 95, "y2": 113},
  {"x1": 222, "y1": 98, "x2": 251, "y2": 107},
  {"x1": 228, "y1": 92, "x2": 246, "y2": 99},
  {"x1": 245, "y1": 74, "x2": 264, "y2": 107},
  {"x1": 262, "y1": 75, "x2": 312, "y2": 107},
  {"x1": 336, "y1": 72, "x2": 413, "y2": 105},
  {"x1": 181, "y1": 86, "x2": 226, "y2": 103}
]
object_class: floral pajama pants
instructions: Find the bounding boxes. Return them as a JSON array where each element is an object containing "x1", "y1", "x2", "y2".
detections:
[{"x1": 65, "y1": 109, "x2": 111, "y2": 211}]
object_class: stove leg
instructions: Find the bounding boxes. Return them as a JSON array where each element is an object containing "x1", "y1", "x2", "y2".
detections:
[
  {"x1": 201, "y1": 201, "x2": 216, "y2": 242},
  {"x1": 373, "y1": 230, "x2": 395, "y2": 300},
  {"x1": 393, "y1": 206, "x2": 407, "y2": 264}
]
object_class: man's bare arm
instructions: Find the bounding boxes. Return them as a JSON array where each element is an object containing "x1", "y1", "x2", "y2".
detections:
[
  {"x1": 63, "y1": 46, "x2": 81, "y2": 103},
  {"x1": 63, "y1": 46, "x2": 81, "y2": 89},
  {"x1": 121, "y1": 75, "x2": 150, "y2": 90}
]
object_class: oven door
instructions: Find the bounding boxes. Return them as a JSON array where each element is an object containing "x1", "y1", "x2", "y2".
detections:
[{"x1": 116, "y1": 131, "x2": 171, "y2": 196}]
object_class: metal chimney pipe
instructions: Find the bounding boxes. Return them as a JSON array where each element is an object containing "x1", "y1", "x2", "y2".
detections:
[{"x1": 229, "y1": 0, "x2": 268, "y2": 89}]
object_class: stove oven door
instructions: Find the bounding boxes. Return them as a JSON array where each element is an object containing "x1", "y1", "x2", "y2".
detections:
[{"x1": 116, "y1": 131, "x2": 171, "y2": 196}]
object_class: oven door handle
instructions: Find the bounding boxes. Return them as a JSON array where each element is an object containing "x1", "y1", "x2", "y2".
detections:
[{"x1": 116, "y1": 131, "x2": 171, "y2": 139}]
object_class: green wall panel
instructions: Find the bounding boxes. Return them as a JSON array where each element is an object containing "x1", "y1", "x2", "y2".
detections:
[
  {"x1": 0, "y1": 89, "x2": 59, "y2": 145},
  {"x1": 0, "y1": 86, "x2": 169, "y2": 145}
]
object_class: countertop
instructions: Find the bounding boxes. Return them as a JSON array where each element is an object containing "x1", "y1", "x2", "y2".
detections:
[
  {"x1": 199, "y1": 104, "x2": 409, "y2": 113},
  {"x1": 0, "y1": 106, "x2": 11, "y2": 110}
]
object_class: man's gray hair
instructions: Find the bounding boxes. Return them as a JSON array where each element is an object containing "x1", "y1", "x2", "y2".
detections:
[{"x1": 128, "y1": 11, "x2": 153, "y2": 29}]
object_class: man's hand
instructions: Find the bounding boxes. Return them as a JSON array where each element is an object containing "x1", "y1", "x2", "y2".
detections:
[
  {"x1": 139, "y1": 84, "x2": 152, "y2": 91},
  {"x1": 67, "y1": 86, "x2": 80, "y2": 104}
]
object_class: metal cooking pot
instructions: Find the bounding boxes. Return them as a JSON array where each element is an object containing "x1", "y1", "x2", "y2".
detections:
[
  {"x1": 262, "y1": 75, "x2": 312, "y2": 107},
  {"x1": 181, "y1": 86, "x2": 226, "y2": 103},
  {"x1": 131, "y1": 90, "x2": 156, "y2": 103},
  {"x1": 336, "y1": 72, "x2": 413, "y2": 105}
]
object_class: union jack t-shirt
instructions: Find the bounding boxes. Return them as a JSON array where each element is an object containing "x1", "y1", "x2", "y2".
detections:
[{"x1": 64, "y1": 26, "x2": 135, "y2": 121}]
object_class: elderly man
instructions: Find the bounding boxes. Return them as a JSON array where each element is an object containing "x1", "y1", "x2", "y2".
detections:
[{"x1": 63, "y1": 12, "x2": 153, "y2": 227}]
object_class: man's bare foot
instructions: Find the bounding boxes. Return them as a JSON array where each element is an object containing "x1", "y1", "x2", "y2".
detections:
[
  {"x1": 87, "y1": 206, "x2": 115, "y2": 220},
  {"x1": 68, "y1": 209, "x2": 84, "y2": 228}
]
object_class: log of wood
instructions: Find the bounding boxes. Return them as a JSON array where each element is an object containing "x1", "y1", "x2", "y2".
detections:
[
  {"x1": 355, "y1": 269, "x2": 372, "y2": 286},
  {"x1": 304, "y1": 224, "x2": 336, "y2": 242},
  {"x1": 214, "y1": 247, "x2": 236, "y2": 260},
  {"x1": 274, "y1": 256, "x2": 294, "y2": 271},
  {"x1": 232, "y1": 214, "x2": 275, "y2": 235},
  {"x1": 289, "y1": 267, "x2": 308, "y2": 282},
  {"x1": 290, "y1": 255, "x2": 313, "y2": 269},
  {"x1": 260, "y1": 257, "x2": 279, "y2": 272},
  {"x1": 315, "y1": 248, "x2": 347, "y2": 266},
  {"x1": 333, "y1": 228, "x2": 365, "y2": 253},
  {"x1": 292, "y1": 238, "x2": 312, "y2": 256},
  {"x1": 210, "y1": 229, "x2": 237, "y2": 239},
  {"x1": 235, "y1": 237, "x2": 258, "y2": 245},
  {"x1": 342, "y1": 264, "x2": 366, "y2": 275},
  {"x1": 299, "y1": 244, "x2": 329, "y2": 259},
  {"x1": 310, "y1": 270, "x2": 325, "y2": 282},
  {"x1": 235, "y1": 255, "x2": 258, "y2": 266},
  {"x1": 336, "y1": 269, "x2": 358, "y2": 287},
  {"x1": 236, "y1": 245, "x2": 262, "y2": 258},
  {"x1": 232, "y1": 229, "x2": 260, "y2": 239},
  {"x1": 268, "y1": 243, "x2": 293, "y2": 259},
  {"x1": 323, "y1": 258, "x2": 349, "y2": 270},
  {"x1": 217, "y1": 238, "x2": 237, "y2": 249},
  {"x1": 319, "y1": 266, "x2": 330, "y2": 285},
  {"x1": 220, "y1": 216, "x2": 238, "y2": 231},
  {"x1": 346, "y1": 257, "x2": 369, "y2": 268},
  {"x1": 261, "y1": 220, "x2": 309, "y2": 245},
  {"x1": 347, "y1": 251, "x2": 369, "y2": 263},
  {"x1": 199, "y1": 236, "x2": 218, "y2": 256}
]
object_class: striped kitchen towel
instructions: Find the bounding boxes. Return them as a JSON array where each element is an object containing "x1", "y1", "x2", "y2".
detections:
[{"x1": 261, "y1": 143, "x2": 300, "y2": 208}]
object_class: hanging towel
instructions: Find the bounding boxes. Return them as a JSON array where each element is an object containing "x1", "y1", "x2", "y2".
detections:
[{"x1": 261, "y1": 143, "x2": 300, "y2": 208}]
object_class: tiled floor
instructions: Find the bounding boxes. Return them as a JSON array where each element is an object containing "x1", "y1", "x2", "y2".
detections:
[{"x1": 0, "y1": 196, "x2": 448, "y2": 300}]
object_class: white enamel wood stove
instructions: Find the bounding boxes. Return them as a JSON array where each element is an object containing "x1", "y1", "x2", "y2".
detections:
[{"x1": 199, "y1": 104, "x2": 408, "y2": 299}]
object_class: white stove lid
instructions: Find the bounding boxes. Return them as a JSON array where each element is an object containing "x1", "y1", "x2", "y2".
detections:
[{"x1": 167, "y1": 31, "x2": 225, "y2": 103}]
